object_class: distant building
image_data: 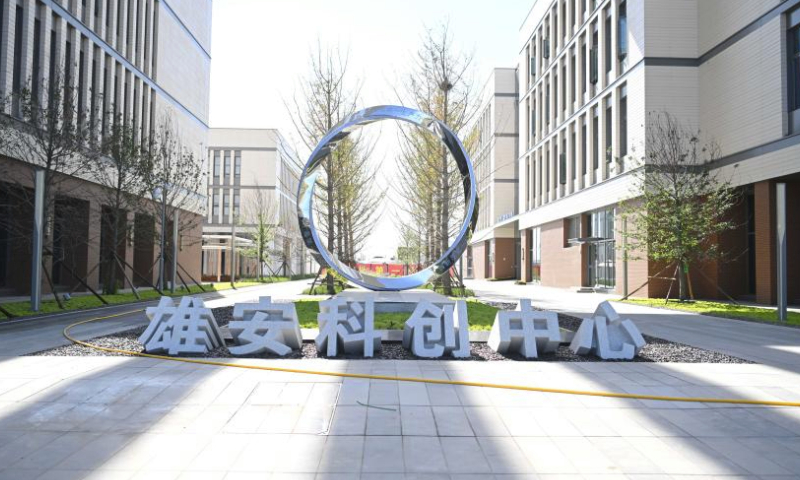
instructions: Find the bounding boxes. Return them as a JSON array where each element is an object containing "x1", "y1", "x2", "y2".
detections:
[
  {"x1": 466, "y1": 68, "x2": 519, "y2": 280},
  {"x1": 202, "y1": 128, "x2": 314, "y2": 281},
  {"x1": 0, "y1": 0, "x2": 211, "y2": 295}
]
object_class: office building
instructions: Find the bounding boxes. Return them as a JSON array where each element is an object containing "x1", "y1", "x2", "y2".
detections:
[
  {"x1": 466, "y1": 68, "x2": 520, "y2": 280},
  {"x1": 202, "y1": 128, "x2": 313, "y2": 281},
  {"x1": 515, "y1": 0, "x2": 799, "y2": 304},
  {"x1": 0, "y1": 0, "x2": 211, "y2": 295}
]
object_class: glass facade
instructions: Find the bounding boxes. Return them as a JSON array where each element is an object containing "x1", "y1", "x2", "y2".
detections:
[{"x1": 587, "y1": 207, "x2": 615, "y2": 287}]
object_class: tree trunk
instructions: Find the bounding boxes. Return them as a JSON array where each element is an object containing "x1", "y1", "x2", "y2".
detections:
[
  {"x1": 678, "y1": 261, "x2": 688, "y2": 301},
  {"x1": 440, "y1": 90, "x2": 452, "y2": 296}
]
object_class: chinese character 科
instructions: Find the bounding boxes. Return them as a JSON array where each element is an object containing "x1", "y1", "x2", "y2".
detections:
[
  {"x1": 403, "y1": 300, "x2": 470, "y2": 358},
  {"x1": 140, "y1": 296, "x2": 224, "y2": 356},
  {"x1": 315, "y1": 297, "x2": 381, "y2": 357},
  {"x1": 228, "y1": 297, "x2": 302, "y2": 356},
  {"x1": 569, "y1": 301, "x2": 647, "y2": 360},
  {"x1": 487, "y1": 299, "x2": 560, "y2": 358}
]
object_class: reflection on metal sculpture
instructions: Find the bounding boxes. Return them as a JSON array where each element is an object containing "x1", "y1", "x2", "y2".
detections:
[
  {"x1": 316, "y1": 296, "x2": 381, "y2": 357},
  {"x1": 297, "y1": 105, "x2": 478, "y2": 291},
  {"x1": 569, "y1": 301, "x2": 647, "y2": 360},
  {"x1": 228, "y1": 297, "x2": 302, "y2": 356},
  {"x1": 487, "y1": 299, "x2": 560, "y2": 358},
  {"x1": 403, "y1": 300, "x2": 470, "y2": 358},
  {"x1": 140, "y1": 296, "x2": 224, "y2": 355}
]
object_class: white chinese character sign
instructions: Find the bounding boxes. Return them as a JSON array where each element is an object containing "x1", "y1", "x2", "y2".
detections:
[
  {"x1": 487, "y1": 299, "x2": 560, "y2": 358},
  {"x1": 316, "y1": 297, "x2": 381, "y2": 357},
  {"x1": 569, "y1": 301, "x2": 646, "y2": 360},
  {"x1": 140, "y1": 297, "x2": 224, "y2": 355},
  {"x1": 403, "y1": 300, "x2": 470, "y2": 358},
  {"x1": 228, "y1": 297, "x2": 302, "y2": 356}
]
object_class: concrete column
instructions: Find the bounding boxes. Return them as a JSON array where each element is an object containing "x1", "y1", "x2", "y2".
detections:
[
  {"x1": 610, "y1": 0, "x2": 618, "y2": 80},
  {"x1": 566, "y1": 123, "x2": 575, "y2": 195},
  {"x1": 609, "y1": 88, "x2": 619, "y2": 178},
  {"x1": 19, "y1": 0, "x2": 36, "y2": 95},
  {"x1": 0, "y1": 0, "x2": 13, "y2": 104},
  {"x1": 755, "y1": 181, "x2": 776, "y2": 304},
  {"x1": 598, "y1": 8, "x2": 606, "y2": 89},
  {"x1": 118, "y1": 0, "x2": 128, "y2": 58},
  {"x1": 107, "y1": 0, "x2": 118, "y2": 48},
  {"x1": 555, "y1": 62, "x2": 562, "y2": 126},
  {"x1": 584, "y1": 30, "x2": 591, "y2": 103},
  {"x1": 566, "y1": 46, "x2": 574, "y2": 116},
  {"x1": 599, "y1": 98, "x2": 608, "y2": 182}
]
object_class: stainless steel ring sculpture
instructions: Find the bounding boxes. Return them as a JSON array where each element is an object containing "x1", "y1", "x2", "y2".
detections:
[{"x1": 297, "y1": 105, "x2": 478, "y2": 291}]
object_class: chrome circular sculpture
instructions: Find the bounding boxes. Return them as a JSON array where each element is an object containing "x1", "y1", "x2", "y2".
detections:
[{"x1": 297, "y1": 105, "x2": 478, "y2": 291}]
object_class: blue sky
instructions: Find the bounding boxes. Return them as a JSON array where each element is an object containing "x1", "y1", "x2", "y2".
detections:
[{"x1": 209, "y1": 0, "x2": 533, "y2": 259}]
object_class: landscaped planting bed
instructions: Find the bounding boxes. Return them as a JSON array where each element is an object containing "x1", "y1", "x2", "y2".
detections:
[{"x1": 33, "y1": 301, "x2": 752, "y2": 363}]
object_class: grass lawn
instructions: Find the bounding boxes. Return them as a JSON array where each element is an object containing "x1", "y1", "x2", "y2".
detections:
[
  {"x1": 618, "y1": 298, "x2": 800, "y2": 326},
  {"x1": 293, "y1": 298, "x2": 498, "y2": 331},
  {"x1": 0, "y1": 278, "x2": 290, "y2": 321}
]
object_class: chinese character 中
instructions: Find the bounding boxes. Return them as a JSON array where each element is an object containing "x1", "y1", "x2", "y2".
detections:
[{"x1": 487, "y1": 299, "x2": 561, "y2": 358}]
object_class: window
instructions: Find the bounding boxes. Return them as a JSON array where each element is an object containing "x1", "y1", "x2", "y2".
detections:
[
  {"x1": 223, "y1": 192, "x2": 230, "y2": 219},
  {"x1": 618, "y1": 1, "x2": 628, "y2": 60},
  {"x1": 544, "y1": 79, "x2": 550, "y2": 124},
  {"x1": 530, "y1": 227, "x2": 542, "y2": 281},
  {"x1": 565, "y1": 215, "x2": 581, "y2": 244},
  {"x1": 619, "y1": 85, "x2": 628, "y2": 160},
  {"x1": 590, "y1": 42, "x2": 598, "y2": 84},
  {"x1": 213, "y1": 151, "x2": 220, "y2": 182},
  {"x1": 212, "y1": 191, "x2": 220, "y2": 220},
  {"x1": 571, "y1": 128, "x2": 576, "y2": 180},
  {"x1": 605, "y1": 99, "x2": 612, "y2": 163},
  {"x1": 530, "y1": 54, "x2": 536, "y2": 78},
  {"x1": 580, "y1": 39, "x2": 587, "y2": 96},
  {"x1": 587, "y1": 207, "x2": 616, "y2": 287},
  {"x1": 224, "y1": 151, "x2": 231, "y2": 180},
  {"x1": 561, "y1": 64, "x2": 567, "y2": 114},
  {"x1": 78, "y1": 48, "x2": 85, "y2": 121},
  {"x1": 592, "y1": 106, "x2": 599, "y2": 169},
  {"x1": 559, "y1": 151, "x2": 566, "y2": 185},
  {"x1": 233, "y1": 191, "x2": 240, "y2": 219},
  {"x1": 531, "y1": 102, "x2": 536, "y2": 140},
  {"x1": 234, "y1": 151, "x2": 242, "y2": 179},
  {"x1": 581, "y1": 116, "x2": 587, "y2": 175},
  {"x1": 604, "y1": 9, "x2": 612, "y2": 75},
  {"x1": 32, "y1": 17, "x2": 41, "y2": 101},
  {"x1": 12, "y1": 7, "x2": 24, "y2": 109},
  {"x1": 788, "y1": 8, "x2": 800, "y2": 133}
]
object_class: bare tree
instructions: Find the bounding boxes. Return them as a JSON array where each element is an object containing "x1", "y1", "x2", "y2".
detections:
[
  {"x1": 0, "y1": 72, "x2": 100, "y2": 302},
  {"x1": 143, "y1": 117, "x2": 206, "y2": 290},
  {"x1": 395, "y1": 24, "x2": 478, "y2": 295},
  {"x1": 239, "y1": 184, "x2": 278, "y2": 281},
  {"x1": 286, "y1": 42, "x2": 381, "y2": 293},
  {"x1": 93, "y1": 117, "x2": 152, "y2": 294},
  {"x1": 620, "y1": 111, "x2": 740, "y2": 301}
]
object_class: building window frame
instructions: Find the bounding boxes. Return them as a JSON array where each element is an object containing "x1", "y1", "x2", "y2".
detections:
[{"x1": 788, "y1": 8, "x2": 800, "y2": 134}]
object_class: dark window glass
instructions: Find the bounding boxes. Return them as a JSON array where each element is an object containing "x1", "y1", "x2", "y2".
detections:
[
  {"x1": 12, "y1": 7, "x2": 23, "y2": 97},
  {"x1": 213, "y1": 151, "x2": 220, "y2": 179},
  {"x1": 32, "y1": 18, "x2": 41, "y2": 101},
  {"x1": 618, "y1": 1, "x2": 628, "y2": 59},
  {"x1": 620, "y1": 86, "x2": 628, "y2": 158},
  {"x1": 789, "y1": 22, "x2": 800, "y2": 112},
  {"x1": 78, "y1": 48, "x2": 85, "y2": 121},
  {"x1": 571, "y1": 130, "x2": 576, "y2": 179},
  {"x1": 604, "y1": 12, "x2": 612, "y2": 74},
  {"x1": 592, "y1": 107, "x2": 599, "y2": 169},
  {"x1": 234, "y1": 152, "x2": 242, "y2": 177},
  {"x1": 605, "y1": 102, "x2": 612, "y2": 163},
  {"x1": 49, "y1": 30, "x2": 57, "y2": 104},
  {"x1": 581, "y1": 117, "x2": 587, "y2": 174}
]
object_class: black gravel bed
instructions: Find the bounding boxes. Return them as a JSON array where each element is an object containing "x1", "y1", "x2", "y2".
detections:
[{"x1": 32, "y1": 304, "x2": 752, "y2": 363}]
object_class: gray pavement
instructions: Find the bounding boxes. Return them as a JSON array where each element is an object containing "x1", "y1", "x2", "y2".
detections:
[
  {"x1": 466, "y1": 279, "x2": 800, "y2": 373},
  {"x1": 1, "y1": 356, "x2": 800, "y2": 479},
  {"x1": 0, "y1": 280, "x2": 313, "y2": 357}
]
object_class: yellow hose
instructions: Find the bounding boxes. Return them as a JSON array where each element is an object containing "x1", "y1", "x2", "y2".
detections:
[{"x1": 61, "y1": 309, "x2": 800, "y2": 408}]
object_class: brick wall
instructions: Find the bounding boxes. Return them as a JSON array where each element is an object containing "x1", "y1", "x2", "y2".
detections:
[{"x1": 541, "y1": 219, "x2": 582, "y2": 288}]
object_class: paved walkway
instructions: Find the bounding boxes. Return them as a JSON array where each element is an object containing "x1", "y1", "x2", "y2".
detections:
[
  {"x1": 466, "y1": 280, "x2": 800, "y2": 373},
  {"x1": 0, "y1": 280, "x2": 313, "y2": 357},
  {"x1": 1, "y1": 355, "x2": 800, "y2": 479}
]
